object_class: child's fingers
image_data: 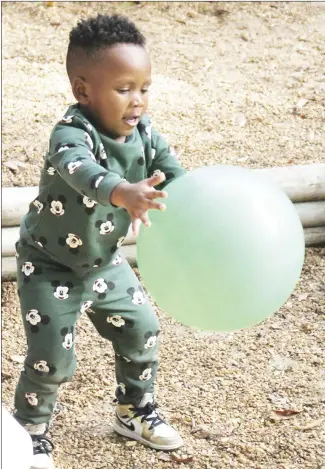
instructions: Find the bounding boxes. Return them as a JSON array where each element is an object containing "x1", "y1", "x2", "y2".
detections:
[
  {"x1": 140, "y1": 212, "x2": 151, "y2": 228},
  {"x1": 146, "y1": 190, "x2": 168, "y2": 200},
  {"x1": 146, "y1": 200, "x2": 166, "y2": 211},
  {"x1": 147, "y1": 172, "x2": 166, "y2": 187},
  {"x1": 132, "y1": 218, "x2": 141, "y2": 236}
]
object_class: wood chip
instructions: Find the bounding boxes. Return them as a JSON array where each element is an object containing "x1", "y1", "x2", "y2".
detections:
[
  {"x1": 125, "y1": 440, "x2": 138, "y2": 447},
  {"x1": 295, "y1": 418, "x2": 324, "y2": 431},
  {"x1": 10, "y1": 355, "x2": 25, "y2": 364},
  {"x1": 1, "y1": 371, "x2": 12, "y2": 381},
  {"x1": 4, "y1": 160, "x2": 25, "y2": 172},
  {"x1": 158, "y1": 453, "x2": 173, "y2": 462},
  {"x1": 191, "y1": 424, "x2": 234, "y2": 439}
]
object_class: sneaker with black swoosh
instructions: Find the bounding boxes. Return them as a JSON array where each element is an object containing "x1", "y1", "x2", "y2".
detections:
[
  {"x1": 113, "y1": 393, "x2": 184, "y2": 451},
  {"x1": 22, "y1": 423, "x2": 55, "y2": 469}
]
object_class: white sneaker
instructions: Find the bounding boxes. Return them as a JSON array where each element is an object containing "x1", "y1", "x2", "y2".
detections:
[
  {"x1": 113, "y1": 393, "x2": 184, "y2": 451},
  {"x1": 24, "y1": 423, "x2": 55, "y2": 469}
]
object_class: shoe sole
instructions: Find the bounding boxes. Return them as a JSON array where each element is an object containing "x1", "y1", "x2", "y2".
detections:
[{"x1": 112, "y1": 422, "x2": 184, "y2": 451}]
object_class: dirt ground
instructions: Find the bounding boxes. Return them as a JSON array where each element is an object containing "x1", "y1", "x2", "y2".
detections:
[{"x1": 2, "y1": 2, "x2": 325, "y2": 469}]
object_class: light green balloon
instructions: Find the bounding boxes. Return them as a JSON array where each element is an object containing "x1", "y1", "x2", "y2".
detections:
[{"x1": 137, "y1": 165, "x2": 305, "y2": 332}]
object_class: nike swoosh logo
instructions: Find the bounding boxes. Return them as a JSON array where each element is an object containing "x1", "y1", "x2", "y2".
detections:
[{"x1": 116, "y1": 413, "x2": 135, "y2": 432}]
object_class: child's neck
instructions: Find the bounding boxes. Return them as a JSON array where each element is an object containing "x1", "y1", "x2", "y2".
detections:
[
  {"x1": 115, "y1": 135, "x2": 126, "y2": 143},
  {"x1": 78, "y1": 104, "x2": 126, "y2": 143}
]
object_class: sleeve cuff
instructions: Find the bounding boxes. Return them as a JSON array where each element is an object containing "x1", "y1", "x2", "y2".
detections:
[{"x1": 96, "y1": 173, "x2": 125, "y2": 207}]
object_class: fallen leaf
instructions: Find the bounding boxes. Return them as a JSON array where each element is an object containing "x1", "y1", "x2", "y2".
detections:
[
  {"x1": 274, "y1": 409, "x2": 301, "y2": 416},
  {"x1": 272, "y1": 409, "x2": 302, "y2": 419},
  {"x1": 171, "y1": 454, "x2": 194, "y2": 464},
  {"x1": 295, "y1": 418, "x2": 324, "y2": 431}
]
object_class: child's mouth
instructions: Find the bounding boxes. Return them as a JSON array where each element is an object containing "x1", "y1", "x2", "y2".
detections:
[{"x1": 123, "y1": 116, "x2": 140, "y2": 127}]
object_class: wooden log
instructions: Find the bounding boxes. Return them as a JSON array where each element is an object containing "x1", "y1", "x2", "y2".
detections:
[
  {"x1": 294, "y1": 201, "x2": 325, "y2": 228},
  {"x1": 1, "y1": 244, "x2": 137, "y2": 281},
  {"x1": 255, "y1": 164, "x2": 325, "y2": 202},
  {"x1": 2, "y1": 186, "x2": 38, "y2": 226},
  {"x1": 2, "y1": 164, "x2": 325, "y2": 226},
  {"x1": 303, "y1": 227, "x2": 325, "y2": 247},
  {"x1": 2, "y1": 227, "x2": 19, "y2": 257},
  {"x1": 2, "y1": 227, "x2": 324, "y2": 281},
  {"x1": 2, "y1": 201, "x2": 325, "y2": 257}
]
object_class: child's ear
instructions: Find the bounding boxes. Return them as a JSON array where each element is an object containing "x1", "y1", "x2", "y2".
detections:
[{"x1": 72, "y1": 77, "x2": 91, "y2": 105}]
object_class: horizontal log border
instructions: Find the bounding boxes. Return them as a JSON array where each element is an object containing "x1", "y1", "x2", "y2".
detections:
[
  {"x1": 2, "y1": 164, "x2": 325, "y2": 226},
  {"x1": 294, "y1": 201, "x2": 325, "y2": 228},
  {"x1": 255, "y1": 163, "x2": 325, "y2": 202},
  {"x1": 2, "y1": 227, "x2": 324, "y2": 281},
  {"x1": 2, "y1": 202, "x2": 324, "y2": 258}
]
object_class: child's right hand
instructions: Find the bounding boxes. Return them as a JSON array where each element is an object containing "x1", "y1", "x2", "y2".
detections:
[{"x1": 111, "y1": 172, "x2": 168, "y2": 236}]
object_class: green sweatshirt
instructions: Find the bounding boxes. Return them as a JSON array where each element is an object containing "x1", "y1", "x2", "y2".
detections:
[{"x1": 20, "y1": 104, "x2": 186, "y2": 275}]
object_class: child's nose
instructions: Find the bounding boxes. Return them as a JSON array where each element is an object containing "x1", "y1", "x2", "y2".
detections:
[{"x1": 130, "y1": 91, "x2": 144, "y2": 107}]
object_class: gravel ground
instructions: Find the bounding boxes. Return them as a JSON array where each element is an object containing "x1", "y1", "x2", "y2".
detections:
[{"x1": 2, "y1": 2, "x2": 325, "y2": 469}]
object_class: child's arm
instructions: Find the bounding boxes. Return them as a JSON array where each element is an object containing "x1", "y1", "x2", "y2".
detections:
[
  {"x1": 112, "y1": 123, "x2": 187, "y2": 235},
  {"x1": 49, "y1": 126, "x2": 125, "y2": 208},
  {"x1": 148, "y1": 127, "x2": 187, "y2": 189},
  {"x1": 111, "y1": 172, "x2": 168, "y2": 235},
  {"x1": 50, "y1": 125, "x2": 167, "y2": 234}
]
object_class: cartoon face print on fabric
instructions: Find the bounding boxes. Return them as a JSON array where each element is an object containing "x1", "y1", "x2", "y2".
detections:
[
  {"x1": 127, "y1": 285, "x2": 146, "y2": 306},
  {"x1": 95, "y1": 213, "x2": 115, "y2": 235},
  {"x1": 25, "y1": 309, "x2": 51, "y2": 333},
  {"x1": 33, "y1": 360, "x2": 57, "y2": 376},
  {"x1": 21, "y1": 261, "x2": 42, "y2": 284},
  {"x1": 51, "y1": 281, "x2": 74, "y2": 300},
  {"x1": 77, "y1": 195, "x2": 98, "y2": 215},
  {"x1": 106, "y1": 314, "x2": 134, "y2": 333},
  {"x1": 47, "y1": 194, "x2": 66, "y2": 216},
  {"x1": 61, "y1": 327, "x2": 74, "y2": 350},
  {"x1": 93, "y1": 278, "x2": 115, "y2": 300},
  {"x1": 58, "y1": 233, "x2": 83, "y2": 254}
]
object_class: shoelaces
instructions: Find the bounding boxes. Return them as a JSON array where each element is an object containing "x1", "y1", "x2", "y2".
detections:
[{"x1": 31, "y1": 435, "x2": 54, "y2": 456}]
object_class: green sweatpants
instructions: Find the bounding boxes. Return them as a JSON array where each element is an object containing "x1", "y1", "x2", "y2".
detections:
[{"x1": 14, "y1": 241, "x2": 160, "y2": 425}]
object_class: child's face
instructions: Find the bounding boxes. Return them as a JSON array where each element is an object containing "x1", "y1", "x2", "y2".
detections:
[{"x1": 75, "y1": 44, "x2": 151, "y2": 138}]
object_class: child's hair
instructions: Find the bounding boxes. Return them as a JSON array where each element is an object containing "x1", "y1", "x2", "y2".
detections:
[{"x1": 66, "y1": 14, "x2": 146, "y2": 79}]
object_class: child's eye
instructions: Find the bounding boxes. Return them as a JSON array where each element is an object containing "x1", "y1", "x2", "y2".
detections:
[
  {"x1": 117, "y1": 89, "x2": 129, "y2": 94},
  {"x1": 141, "y1": 89, "x2": 149, "y2": 94}
]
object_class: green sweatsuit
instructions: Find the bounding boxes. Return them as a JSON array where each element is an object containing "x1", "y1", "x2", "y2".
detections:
[{"x1": 14, "y1": 104, "x2": 186, "y2": 425}]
